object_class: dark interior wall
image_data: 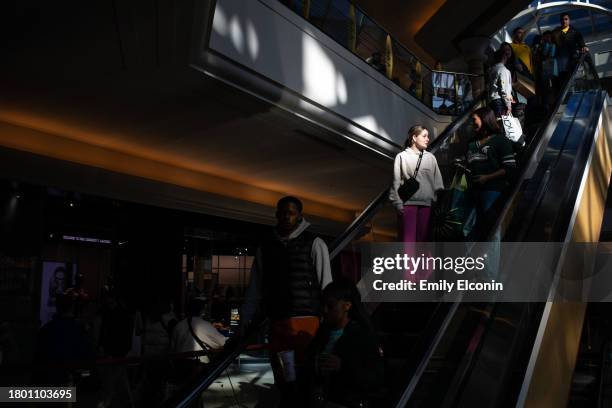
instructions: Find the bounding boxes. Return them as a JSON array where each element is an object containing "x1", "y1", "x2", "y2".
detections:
[
  {"x1": 414, "y1": 0, "x2": 532, "y2": 62},
  {"x1": 0, "y1": 0, "x2": 196, "y2": 78},
  {"x1": 0, "y1": 184, "x2": 43, "y2": 365},
  {"x1": 0, "y1": 0, "x2": 199, "y2": 320},
  {"x1": 116, "y1": 205, "x2": 183, "y2": 311}
]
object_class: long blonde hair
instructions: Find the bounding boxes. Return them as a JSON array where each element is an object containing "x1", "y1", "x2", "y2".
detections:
[{"x1": 404, "y1": 125, "x2": 427, "y2": 149}]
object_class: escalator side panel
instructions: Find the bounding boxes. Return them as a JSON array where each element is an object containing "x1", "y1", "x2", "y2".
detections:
[
  {"x1": 518, "y1": 303, "x2": 587, "y2": 408},
  {"x1": 518, "y1": 98, "x2": 612, "y2": 408},
  {"x1": 571, "y1": 104, "x2": 612, "y2": 243}
]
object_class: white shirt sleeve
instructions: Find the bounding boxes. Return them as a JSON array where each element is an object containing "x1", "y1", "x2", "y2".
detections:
[
  {"x1": 196, "y1": 320, "x2": 227, "y2": 350},
  {"x1": 312, "y1": 238, "x2": 332, "y2": 289}
]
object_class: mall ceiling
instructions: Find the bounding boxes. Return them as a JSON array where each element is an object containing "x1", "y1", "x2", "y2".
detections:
[{"x1": 0, "y1": 0, "x2": 392, "y2": 234}]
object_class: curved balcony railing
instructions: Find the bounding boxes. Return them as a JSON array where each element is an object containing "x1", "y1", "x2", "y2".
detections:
[{"x1": 279, "y1": 0, "x2": 481, "y2": 116}]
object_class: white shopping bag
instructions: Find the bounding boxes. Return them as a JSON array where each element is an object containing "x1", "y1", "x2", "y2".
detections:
[{"x1": 501, "y1": 114, "x2": 523, "y2": 143}]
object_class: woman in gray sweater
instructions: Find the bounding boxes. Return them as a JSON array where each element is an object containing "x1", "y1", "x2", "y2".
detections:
[{"x1": 390, "y1": 125, "x2": 444, "y2": 241}]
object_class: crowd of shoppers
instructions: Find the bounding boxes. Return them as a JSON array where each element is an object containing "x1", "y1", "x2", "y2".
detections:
[{"x1": 389, "y1": 12, "x2": 589, "y2": 243}]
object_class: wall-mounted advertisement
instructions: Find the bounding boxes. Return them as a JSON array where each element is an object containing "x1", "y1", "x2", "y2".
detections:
[{"x1": 39, "y1": 261, "x2": 77, "y2": 326}]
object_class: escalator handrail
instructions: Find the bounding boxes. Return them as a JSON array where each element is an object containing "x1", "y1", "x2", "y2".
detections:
[
  {"x1": 328, "y1": 92, "x2": 486, "y2": 259},
  {"x1": 162, "y1": 317, "x2": 267, "y2": 408}
]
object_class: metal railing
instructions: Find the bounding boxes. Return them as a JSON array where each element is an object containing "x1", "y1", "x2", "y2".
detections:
[{"x1": 278, "y1": 0, "x2": 481, "y2": 116}]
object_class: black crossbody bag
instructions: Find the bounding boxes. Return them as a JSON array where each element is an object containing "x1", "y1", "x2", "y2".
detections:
[{"x1": 398, "y1": 151, "x2": 423, "y2": 202}]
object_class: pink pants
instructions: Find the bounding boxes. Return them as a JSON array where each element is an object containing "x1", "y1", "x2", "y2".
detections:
[
  {"x1": 399, "y1": 205, "x2": 432, "y2": 281},
  {"x1": 398, "y1": 205, "x2": 431, "y2": 242}
]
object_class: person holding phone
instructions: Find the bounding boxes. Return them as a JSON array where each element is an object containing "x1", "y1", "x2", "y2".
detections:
[{"x1": 465, "y1": 107, "x2": 516, "y2": 223}]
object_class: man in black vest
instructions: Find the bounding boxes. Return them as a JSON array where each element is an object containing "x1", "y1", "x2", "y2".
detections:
[{"x1": 242, "y1": 196, "x2": 332, "y2": 407}]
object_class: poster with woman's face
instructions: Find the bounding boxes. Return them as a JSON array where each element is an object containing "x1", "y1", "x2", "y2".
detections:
[{"x1": 40, "y1": 262, "x2": 76, "y2": 326}]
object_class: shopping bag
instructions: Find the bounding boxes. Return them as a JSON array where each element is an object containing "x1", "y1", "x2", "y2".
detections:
[{"x1": 501, "y1": 114, "x2": 523, "y2": 143}]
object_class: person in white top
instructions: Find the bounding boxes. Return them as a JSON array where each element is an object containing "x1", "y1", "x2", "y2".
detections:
[
  {"x1": 488, "y1": 49, "x2": 514, "y2": 117},
  {"x1": 171, "y1": 299, "x2": 226, "y2": 362},
  {"x1": 389, "y1": 125, "x2": 444, "y2": 242}
]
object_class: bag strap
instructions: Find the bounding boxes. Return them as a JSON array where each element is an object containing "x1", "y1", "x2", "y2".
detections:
[
  {"x1": 400, "y1": 150, "x2": 424, "y2": 180},
  {"x1": 187, "y1": 317, "x2": 211, "y2": 353},
  {"x1": 414, "y1": 151, "x2": 424, "y2": 177}
]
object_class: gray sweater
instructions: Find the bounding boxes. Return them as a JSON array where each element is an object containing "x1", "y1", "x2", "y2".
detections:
[{"x1": 389, "y1": 148, "x2": 444, "y2": 209}]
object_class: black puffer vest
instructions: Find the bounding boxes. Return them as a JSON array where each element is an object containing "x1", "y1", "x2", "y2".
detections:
[{"x1": 261, "y1": 231, "x2": 321, "y2": 320}]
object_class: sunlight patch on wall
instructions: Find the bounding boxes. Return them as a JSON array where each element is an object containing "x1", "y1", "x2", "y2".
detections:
[
  {"x1": 302, "y1": 35, "x2": 348, "y2": 107},
  {"x1": 229, "y1": 16, "x2": 245, "y2": 54},
  {"x1": 246, "y1": 20, "x2": 260, "y2": 60},
  {"x1": 212, "y1": 6, "x2": 229, "y2": 36}
]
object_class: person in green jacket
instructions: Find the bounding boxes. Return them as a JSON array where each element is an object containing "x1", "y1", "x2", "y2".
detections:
[{"x1": 465, "y1": 107, "x2": 516, "y2": 228}]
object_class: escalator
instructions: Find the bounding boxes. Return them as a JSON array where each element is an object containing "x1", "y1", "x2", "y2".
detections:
[
  {"x1": 164, "y1": 54, "x2": 610, "y2": 408},
  {"x1": 397, "y1": 54, "x2": 610, "y2": 408}
]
